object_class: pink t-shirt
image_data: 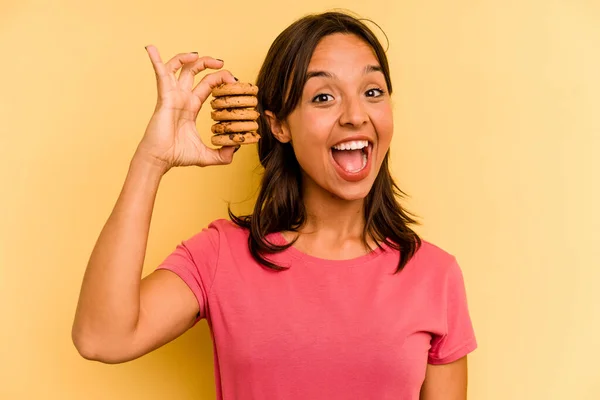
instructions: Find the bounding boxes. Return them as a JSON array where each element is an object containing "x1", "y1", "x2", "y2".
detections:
[{"x1": 157, "y1": 219, "x2": 477, "y2": 399}]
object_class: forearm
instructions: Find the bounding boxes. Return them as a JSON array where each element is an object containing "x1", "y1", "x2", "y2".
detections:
[{"x1": 72, "y1": 151, "x2": 167, "y2": 354}]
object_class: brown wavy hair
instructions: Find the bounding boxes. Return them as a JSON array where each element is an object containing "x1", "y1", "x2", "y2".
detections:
[{"x1": 229, "y1": 11, "x2": 421, "y2": 274}]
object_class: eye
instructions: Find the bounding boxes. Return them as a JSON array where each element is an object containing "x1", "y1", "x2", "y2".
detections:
[
  {"x1": 365, "y1": 88, "x2": 385, "y2": 98},
  {"x1": 312, "y1": 93, "x2": 334, "y2": 103}
]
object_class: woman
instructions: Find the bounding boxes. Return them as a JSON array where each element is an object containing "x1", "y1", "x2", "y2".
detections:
[{"x1": 72, "y1": 11, "x2": 477, "y2": 400}]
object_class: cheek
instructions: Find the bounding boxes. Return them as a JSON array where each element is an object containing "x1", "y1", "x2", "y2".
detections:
[
  {"x1": 288, "y1": 107, "x2": 337, "y2": 155},
  {"x1": 371, "y1": 104, "x2": 394, "y2": 146},
  {"x1": 295, "y1": 108, "x2": 335, "y2": 142},
  {"x1": 287, "y1": 110, "x2": 329, "y2": 171}
]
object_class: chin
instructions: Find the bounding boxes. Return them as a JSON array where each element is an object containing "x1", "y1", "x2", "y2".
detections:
[{"x1": 327, "y1": 180, "x2": 375, "y2": 202}]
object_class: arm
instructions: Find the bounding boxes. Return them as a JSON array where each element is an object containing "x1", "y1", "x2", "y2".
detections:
[
  {"x1": 71, "y1": 155, "x2": 200, "y2": 363},
  {"x1": 71, "y1": 46, "x2": 237, "y2": 363},
  {"x1": 420, "y1": 356, "x2": 469, "y2": 400}
]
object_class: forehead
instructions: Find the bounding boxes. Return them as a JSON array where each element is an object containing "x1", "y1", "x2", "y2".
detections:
[{"x1": 308, "y1": 33, "x2": 380, "y2": 69}]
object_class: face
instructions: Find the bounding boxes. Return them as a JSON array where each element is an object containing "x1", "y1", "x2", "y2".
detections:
[{"x1": 280, "y1": 33, "x2": 393, "y2": 201}]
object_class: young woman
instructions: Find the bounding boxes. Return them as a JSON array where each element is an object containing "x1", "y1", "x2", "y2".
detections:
[{"x1": 72, "y1": 11, "x2": 477, "y2": 400}]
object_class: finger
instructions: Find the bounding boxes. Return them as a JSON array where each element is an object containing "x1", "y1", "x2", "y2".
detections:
[
  {"x1": 179, "y1": 57, "x2": 224, "y2": 91},
  {"x1": 200, "y1": 145, "x2": 238, "y2": 167},
  {"x1": 146, "y1": 46, "x2": 195, "y2": 97},
  {"x1": 164, "y1": 52, "x2": 201, "y2": 75},
  {"x1": 191, "y1": 69, "x2": 237, "y2": 104},
  {"x1": 145, "y1": 45, "x2": 165, "y2": 77}
]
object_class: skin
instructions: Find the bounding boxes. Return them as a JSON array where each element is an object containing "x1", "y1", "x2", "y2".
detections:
[{"x1": 420, "y1": 357, "x2": 469, "y2": 399}]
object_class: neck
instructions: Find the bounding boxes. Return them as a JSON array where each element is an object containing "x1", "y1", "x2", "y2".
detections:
[
  {"x1": 291, "y1": 173, "x2": 372, "y2": 248},
  {"x1": 282, "y1": 180, "x2": 375, "y2": 259},
  {"x1": 301, "y1": 189, "x2": 365, "y2": 239},
  {"x1": 278, "y1": 175, "x2": 377, "y2": 260}
]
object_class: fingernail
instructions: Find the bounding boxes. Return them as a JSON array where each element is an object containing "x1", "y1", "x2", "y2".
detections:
[
  {"x1": 191, "y1": 52, "x2": 198, "y2": 54},
  {"x1": 233, "y1": 146, "x2": 241, "y2": 153},
  {"x1": 234, "y1": 77, "x2": 239, "y2": 81},
  {"x1": 216, "y1": 58, "x2": 223, "y2": 62}
]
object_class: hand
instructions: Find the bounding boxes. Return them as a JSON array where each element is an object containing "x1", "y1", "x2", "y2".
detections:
[{"x1": 135, "y1": 45, "x2": 238, "y2": 172}]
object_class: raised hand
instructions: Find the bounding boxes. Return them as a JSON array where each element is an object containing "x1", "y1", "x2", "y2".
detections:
[{"x1": 135, "y1": 45, "x2": 239, "y2": 171}]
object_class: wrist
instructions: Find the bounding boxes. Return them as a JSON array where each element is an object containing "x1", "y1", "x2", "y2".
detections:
[
  {"x1": 130, "y1": 151, "x2": 170, "y2": 176},
  {"x1": 131, "y1": 148, "x2": 170, "y2": 176}
]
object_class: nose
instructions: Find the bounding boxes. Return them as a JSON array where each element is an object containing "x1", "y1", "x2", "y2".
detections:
[{"x1": 339, "y1": 95, "x2": 368, "y2": 128}]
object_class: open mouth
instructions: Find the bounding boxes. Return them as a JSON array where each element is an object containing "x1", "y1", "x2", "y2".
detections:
[{"x1": 330, "y1": 139, "x2": 373, "y2": 181}]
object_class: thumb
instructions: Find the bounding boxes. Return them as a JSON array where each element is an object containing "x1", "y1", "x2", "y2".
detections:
[
  {"x1": 218, "y1": 145, "x2": 239, "y2": 164},
  {"x1": 200, "y1": 145, "x2": 239, "y2": 166}
]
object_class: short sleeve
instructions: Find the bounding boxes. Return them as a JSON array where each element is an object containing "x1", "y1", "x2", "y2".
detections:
[
  {"x1": 428, "y1": 258, "x2": 477, "y2": 364},
  {"x1": 155, "y1": 223, "x2": 221, "y2": 324}
]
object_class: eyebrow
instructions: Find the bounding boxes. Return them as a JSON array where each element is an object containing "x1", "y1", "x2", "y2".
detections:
[
  {"x1": 305, "y1": 70, "x2": 335, "y2": 81},
  {"x1": 364, "y1": 65, "x2": 382, "y2": 74},
  {"x1": 305, "y1": 64, "x2": 383, "y2": 81}
]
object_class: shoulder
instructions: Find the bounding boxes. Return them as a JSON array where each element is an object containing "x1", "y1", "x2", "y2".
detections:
[
  {"x1": 400, "y1": 240, "x2": 470, "y2": 306},
  {"x1": 208, "y1": 218, "x2": 247, "y2": 232},
  {"x1": 207, "y1": 218, "x2": 241, "y2": 231},
  {"x1": 404, "y1": 239, "x2": 462, "y2": 280},
  {"x1": 412, "y1": 239, "x2": 456, "y2": 266},
  {"x1": 179, "y1": 218, "x2": 248, "y2": 250},
  {"x1": 204, "y1": 218, "x2": 250, "y2": 243}
]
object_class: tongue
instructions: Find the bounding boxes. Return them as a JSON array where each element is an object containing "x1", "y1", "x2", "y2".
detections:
[{"x1": 331, "y1": 149, "x2": 363, "y2": 172}]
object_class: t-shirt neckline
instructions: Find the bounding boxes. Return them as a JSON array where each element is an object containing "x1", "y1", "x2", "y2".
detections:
[{"x1": 271, "y1": 232, "x2": 390, "y2": 267}]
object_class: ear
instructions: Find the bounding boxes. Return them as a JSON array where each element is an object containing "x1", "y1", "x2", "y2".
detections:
[{"x1": 264, "y1": 110, "x2": 292, "y2": 143}]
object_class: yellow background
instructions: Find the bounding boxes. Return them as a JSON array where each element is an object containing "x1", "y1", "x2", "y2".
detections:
[{"x1": 1, "y1": 0, "x2": 599, "y2": 398}]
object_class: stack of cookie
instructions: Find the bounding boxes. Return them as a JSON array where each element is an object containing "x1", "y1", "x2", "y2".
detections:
[{"x1": 210, "y1": 82, "x2": 261, "y2": 147}]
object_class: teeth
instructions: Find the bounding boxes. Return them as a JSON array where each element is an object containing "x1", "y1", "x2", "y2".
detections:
[{"x1": 332, "y1": 140, "x2": 369, "y2": 151}]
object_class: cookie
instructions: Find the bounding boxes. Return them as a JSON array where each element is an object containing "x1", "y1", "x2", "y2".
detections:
[
  {"x1": 211, "y1": 132, "x2": 261, "y2": 146},
  {"x1": 211, "y1": 108, "x2": 260, "y2": 121},
  {"x1": 211, "y1": 95, "x2": 258, "y2": 109},
  {"x1": 211, "y1": 121, "x2": 259, "y2": 134},
  {"x1": 211, "y1": 82, "x2": 259, "y2": 97}
]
